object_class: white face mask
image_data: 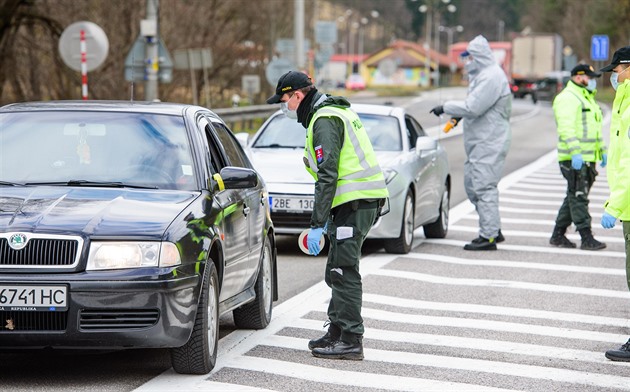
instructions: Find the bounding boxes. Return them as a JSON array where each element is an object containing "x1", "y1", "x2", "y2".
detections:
[
  {"x1": 611, "y1": 66, "x2": 629, "y2": 91},
  {"x1": 280, "y1": 93, "x2": 298, "y2": 120},
  {"x1": 280, "y1": 102, "x2": 298, "y2": 119},
  {"x1": 586, "y1": 78, "x2": 597, "y2": 92}
]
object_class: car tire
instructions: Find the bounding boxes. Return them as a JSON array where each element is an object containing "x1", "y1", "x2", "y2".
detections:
[
  {"x1": 233, "y1": 236, "x2": 274, "y2": 329},
  {"x1": 384, "y1": 189, "x2": 414, "y2": 254},
  {"x1": 170, "y1": 261, "x2": 219, "y2": 375},
  {"x1": 423, "y1": 184, "x2": 450, "y2": 239}
]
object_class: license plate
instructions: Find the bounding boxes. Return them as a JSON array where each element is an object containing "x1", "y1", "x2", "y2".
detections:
[
  {"x1": 0, "y1": 285, "x2": 68, "y2": 311},
  {"x1": 270, "y1": 196, "x2": 314, "y2": 212}
]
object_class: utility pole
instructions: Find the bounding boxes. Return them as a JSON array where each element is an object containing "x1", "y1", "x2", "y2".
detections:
[
  {"x1": 295, "y1": 0, "x2": 305, "y2": 69},
  {"x1": 144, "y1": 0, "x2": 159, "y2": 101}
]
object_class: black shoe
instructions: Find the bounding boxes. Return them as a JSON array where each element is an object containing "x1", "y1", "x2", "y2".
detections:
[
  {"x1": 311, "y1": 339, "x2": 364, "y2": 360},
  {"x1": 308, "y1": 321, "x2": 340, "y2": 350},
  {"x1": 549, "y1": 235, "x2": 577, "y2": 248},
  {"x1": 578, "y1": 228, "x2": 606, "y2": 251},
  {"x1": 605, "y1": 339, "x2": 630, "y2": 362},
  {"x1": 464, "y1": 236, "x2": 497, "y2": 251},
  {"x1": 496, "y1": 230, "x2": 505, "y2": 243}
]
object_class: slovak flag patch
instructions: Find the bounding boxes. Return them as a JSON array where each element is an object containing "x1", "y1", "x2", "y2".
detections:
[{"x1": 315, "y1": 145, "x2": 324, "y2": 163}]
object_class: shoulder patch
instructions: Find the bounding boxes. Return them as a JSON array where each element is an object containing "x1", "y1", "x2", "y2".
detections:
[{"x1": 314, "y1": 145, "x2": 324, "y2": 163}]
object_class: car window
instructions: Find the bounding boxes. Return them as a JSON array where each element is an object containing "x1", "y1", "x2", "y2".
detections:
[
  {"x1": 0, "y1": 111, "x2": 195, "y2": 190},
  {"x1": 210, "y1": 122, "x2": 251, "y2": 168},
  {"x1": 405, "y1": 115, "x2": 425, "y2": 149},
  {"x1": 252, "y1": 115, "x2": 306, "y2": 148},
  {"x1": 359, "y1": 113, "x2": 402, "y2": 151}
]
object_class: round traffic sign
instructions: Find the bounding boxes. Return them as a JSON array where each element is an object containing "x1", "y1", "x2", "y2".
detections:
[
  {"x1": 59, "y1": 21, "x2": 109, "y2": 72},
  {"x1": 298, "y1": 229, "x2": 325, "y2": 255},
  {"x1": 265, "y1": 58, "x2": 294, "y2": 87}
]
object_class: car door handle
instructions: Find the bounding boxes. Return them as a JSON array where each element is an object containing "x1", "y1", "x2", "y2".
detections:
[{"x1": 243, "y1": 206, "x2": 250, "y2": 216}]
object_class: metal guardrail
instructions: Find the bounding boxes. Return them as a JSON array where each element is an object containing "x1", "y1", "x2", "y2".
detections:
[{"x1": 212, "y1": 104, "x2": 279, "y2": 130}]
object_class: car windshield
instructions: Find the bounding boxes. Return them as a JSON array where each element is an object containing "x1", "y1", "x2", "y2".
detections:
[
  {"x1": 0, "y1": 111, "x2": 196, "y2": 190},
  {"x1": 252, "y1": 111, "x2": 402, "y2": 151}
]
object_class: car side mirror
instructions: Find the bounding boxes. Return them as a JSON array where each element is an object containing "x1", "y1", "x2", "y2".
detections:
[
  {"x1": 219, "y1": 166, "x2": 258, "y2": 189},
  {"x1": 415, "y1": 136, "x2": 437, "y2": 157}
]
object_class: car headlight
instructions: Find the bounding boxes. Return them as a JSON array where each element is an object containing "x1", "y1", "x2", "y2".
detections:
[
  {"x1": 87, "y1": 242, "x2": 181, "y2": 270},
  {"x1": 382, "y1": 168, "x2": 398, "y2": 184}
]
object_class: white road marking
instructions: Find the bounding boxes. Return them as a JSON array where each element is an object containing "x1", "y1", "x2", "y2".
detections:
[
  {"x1": 399, "y1": 251, "x2": 625, "y2": 276},
  {"x1": 264, "y1": 335, "x2": 630, "y2": 390},
  {"x1": 501, "y1": 188, "x2": 608, "y2": 201},
  {"x1": 423, "y1": 238, "x2": 626, "y2": 258},
  {"x1": 372, "y1": 268, "x2": 630, "y2": 299},
  {"x1": 450, "y1": 224, "x2": 624, "y2": 240},
  {"x1": 292, "y1": 318, "x2": 630, "y2": 367},
  {"x1": 362, "y1": 293, "x2": 630, "y2": 327}
]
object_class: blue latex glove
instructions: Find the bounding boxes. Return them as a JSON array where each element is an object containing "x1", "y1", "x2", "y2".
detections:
[
  {"x1": 601, "y1": 212, "x2": 617, "y2": 229},
  {"x1": 307, "y1": 227, "x2": 325, "y2": 256},
  {"x1": 601, "y1": 153, "x2": 607, "y2": 168},
  {"x1": 571, "y1": 154, "x2": 583, "y2": 170}
]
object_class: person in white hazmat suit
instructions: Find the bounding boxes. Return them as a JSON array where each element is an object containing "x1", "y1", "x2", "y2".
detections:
[{"x1": 430, "y1": 34, "x2": 512, "y2": 250}]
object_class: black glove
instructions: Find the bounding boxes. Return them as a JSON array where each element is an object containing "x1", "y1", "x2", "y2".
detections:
[{"x1": 430, "y1": 105, "x2": 444, "y2": 116}]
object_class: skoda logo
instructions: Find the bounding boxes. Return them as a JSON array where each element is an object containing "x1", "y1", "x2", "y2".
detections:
[{"x1": 8, "y1": 233, "x2": 28, "y2": 250}]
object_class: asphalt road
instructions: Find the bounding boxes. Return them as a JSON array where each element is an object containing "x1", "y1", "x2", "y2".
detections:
[{"x1": 1, "y1": 90, "x2": 618, "y2": 391}]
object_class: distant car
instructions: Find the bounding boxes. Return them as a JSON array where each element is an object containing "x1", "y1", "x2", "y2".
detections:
[
  {"x1": 345, "y1": 74, "x2": 366, "y2": 91},
  {"x1": 0, "y1": 101, "x2": 277, "y2": 375},
  {"x1": 245, "y1": 103, "x2": 451, "y2": 254},
  {"x1": 534, "y1": 71, "x2": 571, "y2": 101},
  {"x1": 511, "y1": 78, "x2": 537, "y2": 102}
]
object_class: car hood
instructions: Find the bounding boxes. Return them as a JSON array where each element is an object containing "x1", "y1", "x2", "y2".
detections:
[
  {"x1": 248, "y1": 148, "x2": 401, "y2": 194},
  {"x1": 0, "y1": 187, "x2": 198, "y2": 238}
]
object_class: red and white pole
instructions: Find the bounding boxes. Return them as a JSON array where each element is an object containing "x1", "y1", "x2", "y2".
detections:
[{"x1": 80, "y1": 29, "x2": 88, "y2": 100}]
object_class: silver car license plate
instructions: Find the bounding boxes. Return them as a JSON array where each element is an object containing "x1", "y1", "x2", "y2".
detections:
[
  {"x1": 0, "y1": 285, "x2": 68, "y2": 311},
  {"x1": 270, "y1": 196, "x2": 314, "y2": 212}
]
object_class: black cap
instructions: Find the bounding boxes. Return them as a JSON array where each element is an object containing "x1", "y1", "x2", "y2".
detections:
[
  {"x1": 266, "y1": 71, "x2": 313, "y2": 104},
  {"x1": 570, "y1": 64, "x2": 601, "y2": 77},
  {"x1": 600, "y1": 46, "x2": 630, "y2": 72}
]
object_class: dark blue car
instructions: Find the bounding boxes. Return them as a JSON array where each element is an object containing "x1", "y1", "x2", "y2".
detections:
[{"x1": 0, "y1": 101, "x2": 277, "y2": 374}]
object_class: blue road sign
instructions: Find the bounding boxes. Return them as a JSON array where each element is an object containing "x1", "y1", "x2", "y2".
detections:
[{"x1": 591, "y1": 35, "x2": 609, "y2": 61}]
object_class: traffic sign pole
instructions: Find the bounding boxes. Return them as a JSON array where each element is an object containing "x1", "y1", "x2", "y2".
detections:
[{"x1": 80, "y1": 29, "x2": 88, "y2": 100}]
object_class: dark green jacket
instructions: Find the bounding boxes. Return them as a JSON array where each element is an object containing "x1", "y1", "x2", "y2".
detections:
[{"x1": 306, "y1": 94, "x2": 352, "y2": 228}]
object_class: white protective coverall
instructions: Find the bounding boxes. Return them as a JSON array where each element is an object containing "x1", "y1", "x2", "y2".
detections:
[{"x1": 443, "y1": 35, "x2": 512, "y2": 239}]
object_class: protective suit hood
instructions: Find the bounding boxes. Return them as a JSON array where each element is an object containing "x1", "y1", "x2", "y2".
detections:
[{"x1": 466, "y1": 35, "x2": 495, "y2": 69}]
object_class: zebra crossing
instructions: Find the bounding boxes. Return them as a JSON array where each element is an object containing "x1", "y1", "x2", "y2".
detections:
[{"x1": 136, "y1": 150, "x2": 630, "y2": 391}]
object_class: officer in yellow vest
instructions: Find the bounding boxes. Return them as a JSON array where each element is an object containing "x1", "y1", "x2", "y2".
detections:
[
  {"x1": 550, "y1": 64, "x2": 607, "y2": 250},
  {"x1": 599, "y1": 46, "x2": 630, "y2": 361},
  {"x1": 267, "y1": 71, "x2": 388, "y2": 360}
]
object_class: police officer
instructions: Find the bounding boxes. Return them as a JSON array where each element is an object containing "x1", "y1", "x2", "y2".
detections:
[
  {"x1": 599, "y1": 46, "x2": 630, "y2": 361},
  {"x1": 550, "y1": 64, "x2": 606, "y2": 250},
  {"x1": 267, "y1": 71, "x2": 388, "y2": 360}
]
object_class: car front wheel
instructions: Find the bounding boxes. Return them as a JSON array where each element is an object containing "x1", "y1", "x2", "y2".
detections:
[
  {"x1": 170, "y1": 261, "x2": 219, "y2": 375},
  {"x1": 384, "y1": 189, "x2": 414, "y2": 254},
  {"x1": 423, "y1": 184, "x2": 449, "y2": 238}
]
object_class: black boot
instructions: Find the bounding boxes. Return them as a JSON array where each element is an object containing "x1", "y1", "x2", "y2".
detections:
[
  {"x1": 578, "y1": 228, "x2": 606, "y2": 251},
  {"x1": 549, "y1": 226, "x2": 576, "y2": 248},
  {"x1": 605, "y1": 338, "x2": 630, "y2": 361},
  {"x1": 311, "y1": 337, "x2": 364, "y2": 360},
  {"x1": 464, "y1": 236, "x2": 497, "y2": 251},
  {"x1": 308, "y1": 321, "x2": 340, "y2": 350},
  {"x1": 496, "y1": 230, "x2": 505, "y2": 243}
]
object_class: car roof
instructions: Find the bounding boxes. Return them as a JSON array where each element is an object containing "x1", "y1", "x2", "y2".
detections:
[
  {"x1": 350, "y1": 103, "x2": 403, "y2": 117},
  {"x1": 0, "y1": 100, "x2": 206, "y2": 116}
]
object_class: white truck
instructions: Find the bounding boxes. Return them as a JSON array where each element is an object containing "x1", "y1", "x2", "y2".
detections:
[{"x1": 510, "y1": 34, "x2": 563, "y2": 102}]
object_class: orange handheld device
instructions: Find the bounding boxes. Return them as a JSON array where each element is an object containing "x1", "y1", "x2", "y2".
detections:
[{"x1": 443, "y1": 117, "x2": 462, "y2": 133}]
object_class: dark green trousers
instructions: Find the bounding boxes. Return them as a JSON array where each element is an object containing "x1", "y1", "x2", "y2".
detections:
[
  {"x1": 555, "y1": 161, "x2": 598, "y2": 231},
  {"x1": 324, "y1": 200, "x2": 378, "y2": 344}
]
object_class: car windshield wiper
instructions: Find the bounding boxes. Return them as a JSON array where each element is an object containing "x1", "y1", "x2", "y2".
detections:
[
  {"x1": 0, "y1": 181, "x2": 24, "y2": 186},
  {"x1": 254, "y1": 144, "x2": 303, "y2": 149},
  {"x1": 24, "y1": 180, "x2": 158, "y2": 189}
]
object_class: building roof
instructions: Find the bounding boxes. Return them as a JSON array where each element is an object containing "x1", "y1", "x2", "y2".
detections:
[{"x1": 362, "y1": 39, "x2": 456, "y2": 70}]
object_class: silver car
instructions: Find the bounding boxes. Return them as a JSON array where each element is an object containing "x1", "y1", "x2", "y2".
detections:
[{"x1": 244, "y1": 103, "x2": 450, "y2": 254}]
